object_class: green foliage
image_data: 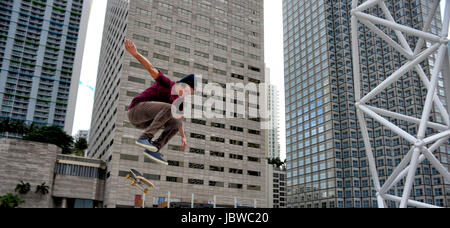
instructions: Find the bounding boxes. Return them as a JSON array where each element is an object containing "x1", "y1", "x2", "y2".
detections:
[
  {"x1": 0, "y1": 194, "x2": 24, "y2": 208},
  {"x1": 23, "y1": 126, "x2": 74, "y2": 154},
  {"x1": 74, "y1": 138, "x2": 88, "y2": 150},
  {"x1": 1, "y1": 118, "x2": 90, "y2": 157},
  {"x1": 35, "y1": 183, "x2": 50, "y2": 196},
  {"x1": 0, "y1": 118, "x2": 33, "y2": 135},
  {"x1": 268, "y1": 157, "x2": 285, "y2": 168},
  {"x1": 70, "y1": 148, "x2": 85, "y2": 157},
  {"x1": 15, "y1": 181, "x2": 31, "y2": 195}
]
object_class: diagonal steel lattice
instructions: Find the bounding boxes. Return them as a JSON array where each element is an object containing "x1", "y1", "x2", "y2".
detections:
[{"x1": 351, "y1": 0, "x2": 450, "y2": 208}]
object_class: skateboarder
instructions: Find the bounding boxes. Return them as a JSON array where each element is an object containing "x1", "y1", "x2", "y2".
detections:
[{"x1": 124, "y1": 39, "x2": 196, "y2": 165}]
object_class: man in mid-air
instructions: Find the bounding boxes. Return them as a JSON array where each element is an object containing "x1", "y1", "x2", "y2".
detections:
[{"x1": 124, "y1": 39, "x2": 196, "y2": 166}]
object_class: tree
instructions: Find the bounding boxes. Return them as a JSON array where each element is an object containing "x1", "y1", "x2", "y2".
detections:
[
  {"x1": 0, "y1": 118, "x2": 34, "y2": 135},
  {"x1": 0, "y1": 194, "x2": 24, "y2": 208},
  {"x1": 0, "y1": 118, "x2": 11, "y2": 133},
  {"x1": 70, "y1": 138, "x2": 88, "y2": 157},
  {"x1": 1, "y1": 118, "x2": 85, "y2": 156},
  {"x1": 268, "y1": 157, "x2": 285, "y2": 168},
  {"x1": 15, "y1": 181, "x2": 31, "y2": 195},
  {"x1": 35, "y1": 183, "x2": 50, "y2": 196},
  {"x1": 12, "y1": 120, "x2": 26, "y2": 134},
  {"x1": 23, "y1": 126, "x2": 74, "y2": 154},
  {"x1": 70, "y1": 148, "x2": 85, "y2": 157},
  {"x1": 74, "y1": 138, "x2": 88, "y2": 150}
]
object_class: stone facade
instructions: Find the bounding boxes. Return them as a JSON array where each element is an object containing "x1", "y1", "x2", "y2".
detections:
[
  {"x1": 0, "y1": 139, "x2": 106, "y2": 208},
  {"x1": 0, "y1": 138, "x2": 59, "y2": 208},
  {"x1": 53, "y1": 173, "x2": 105, "y2": 202}
]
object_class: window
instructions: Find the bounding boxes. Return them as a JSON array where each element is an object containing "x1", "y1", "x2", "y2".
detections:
[
  {"x1": 230, "y1": 139, "x2": 243, "y2": 146},
  {"x1": 209, "y1": 181, "x2": 225, "y2": 187},
  {"x1": 166, "y1": 176, "x2": 183, "y2": 183},
  {"x1": 192, "y1": 119, "x2": 206, "y2": 125},
  {"x1": 229, "y1": 168, "x2": 243, "y2": 174},
  {"x1": 153, "y1": 53, "x2": 169, "y2": 61},
  {"x1": 248, "y1": 143, "x2": 261, "y2": 149},
  {"x1": 229, "y1": 183, "x2": 243, "y2": 189},
  {"x1": 210, "y1": 166, "x2": 225, "y2": 172},
  {"x1": 248, "y1": 157, "x2": 260, "y2": 163},
  {"x1": 211, "y1": 136, "x2": 225, "y2": 143},
  {"x1": 190, "y1": 133, "x2": 205, "y2": 140},
  {"x1": 190, "y1": 148, "x2": 205, "y2": 155},
  {"x1": 162, "y1": 158, "x2": 182, "y2": 168},
  {"x1": 230, "y1": 154, "x2": 243, "y2": 160},
  {"x1": 212, "y1": 122, "x2": 225, "y2": 129},
  {"x1": 230, "y1": 125, "x2": 243, "y2": 132},
  {"x1": 210, "y1": 151, "x2": 224, "y2": 157},
  {"x1": 188, "y1": 179, "x2": 204, "y2": 185},
  {"x1": 194, "y1": 50, "x2": 209, "y2": 58}
]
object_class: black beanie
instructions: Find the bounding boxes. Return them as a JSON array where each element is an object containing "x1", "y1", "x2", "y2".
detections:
[{"x1": 178, "y1": 74, "x2": 196, "y2": 90}]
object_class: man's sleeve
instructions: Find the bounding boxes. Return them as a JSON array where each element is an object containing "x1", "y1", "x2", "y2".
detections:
[{"x1": 156, "y1": 71, "x2": 174, "y2": 88}]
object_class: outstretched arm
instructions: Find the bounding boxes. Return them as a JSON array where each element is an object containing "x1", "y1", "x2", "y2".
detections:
[{"x1": 124, "y1": 39, "x2": 159, "y2": 80}]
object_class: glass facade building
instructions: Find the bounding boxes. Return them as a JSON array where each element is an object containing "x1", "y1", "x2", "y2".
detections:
[
  {"x1": 283, "y1": 0, "x2": 449, "y2": 208},
  {"x1": 0, "y1": 0, "x2": 91, "y2": 134}
]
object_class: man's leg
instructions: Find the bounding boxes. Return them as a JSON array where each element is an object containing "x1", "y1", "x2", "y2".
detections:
[
  {"x1": 153, "y1": 118, "x2": 182, "y2": 149},
  {"x1": 128, "y1": 102, "x2": 174, "y2": 140}
]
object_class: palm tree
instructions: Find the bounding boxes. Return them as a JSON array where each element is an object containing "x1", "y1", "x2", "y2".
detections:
[
  {"x1": 15, "y1": 181, "x2": 31, "y2": 195},
  {"x1": 35, "y1": 183, "x2": 50, "y2": 196},
  {"x1": 268, "y1": 157, "x2": 285, "y2": 168}
]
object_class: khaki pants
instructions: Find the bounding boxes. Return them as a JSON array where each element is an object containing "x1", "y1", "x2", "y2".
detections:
[{"x1": 128, "y1": 102, "x2": 182, "y2": 148}]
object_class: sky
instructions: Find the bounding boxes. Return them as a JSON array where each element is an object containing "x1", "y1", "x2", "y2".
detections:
[{"x1": 72, "y1": 0, "x2": 448, "y2": 161}]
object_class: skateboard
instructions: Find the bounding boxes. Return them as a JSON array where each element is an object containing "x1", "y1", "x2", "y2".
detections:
[{"x1": 126, "y1": 168, "x2": 155, "y2": 194}]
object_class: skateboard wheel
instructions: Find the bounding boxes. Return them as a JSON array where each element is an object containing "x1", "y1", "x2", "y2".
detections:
[
  {"x1": 144, "y1": 189, "x2": 149, "y2": 194},
  {"x1": 126, "y1": 174, "x2": 131, "y2": 179},
  {"x1": 131, "y1": 180, "x2": 136, "y2": 186}
]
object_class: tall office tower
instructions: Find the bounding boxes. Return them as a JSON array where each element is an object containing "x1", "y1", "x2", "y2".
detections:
[
  {"x1": 266, "y1": 68, "x2": 281, "y2": 159},
  {"x1": 283, "y1": 0, "x2": 449, "y2": 208},
  {"x1": 0, "y1": 0, "x2": 92, "y2": 134},
  {"x1": 265, "y1": 163, "x2": 287, "y2": 208},
  {"x1": 88, "y1": 0, "x2": 266, "y2": 208},
  {"x1": 74, "y1": 129, "x2": 89, "y2": 141}
]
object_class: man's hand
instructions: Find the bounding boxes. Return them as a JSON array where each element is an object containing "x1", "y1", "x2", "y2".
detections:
[
  {"x1": 181, "y1": 136, "x2": 187, "y2": 151},
  {"x1": 124, "y1": 39, "x2": 159, "y2": 80},
  {"x1": 124, "y1": 39, "x2": 139, "y2": 57}
]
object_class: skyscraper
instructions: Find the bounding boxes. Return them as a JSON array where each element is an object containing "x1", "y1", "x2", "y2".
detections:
[
  {"x1": 88, "y1": 0, "x2": 267, "y2": 208},
  {"x1": 266, "y1": 68, "x2": 281, "y2": 159},
  {"x1": 283, "y1": 0, "x2": 449, "y2": 208},
  {"x1": 0, "y1": 0, "x2": 92, "y2": 134}
]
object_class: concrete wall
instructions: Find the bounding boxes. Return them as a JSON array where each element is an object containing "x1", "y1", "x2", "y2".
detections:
[
  {"x1": 265, "y1": 164, "x2": 274, "y2": 208},
  {"x1": 0, "y1": 138, "x2": 60, "y2": 208},
  {"x1": 52, "y1": 175, "x2": 105, "y2": 201}
]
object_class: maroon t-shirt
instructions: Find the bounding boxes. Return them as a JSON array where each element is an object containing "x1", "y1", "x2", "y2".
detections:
[{"x1": 128, "y1": 71, "x2": 180, "y2": 110}]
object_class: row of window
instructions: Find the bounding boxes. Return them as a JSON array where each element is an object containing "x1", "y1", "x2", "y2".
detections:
[
  {"x1": 118, "y1": 170, "x2": 261, "y2": 191},
  {"x1": 140, "y1": 0, "x2": 261, "y2": 25},
  {"x1": 290, "y1": 198, "x2": 446, "y2": 208},
  {"x1": 167, "y1": 160, "x2": 262, "y2": 177},
  {"x1": 130, "y1": 40, "x2": 261, "y2": 72},
  {"x1": 55, "y1": 163, "x2": 106, "y2": 180}
]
